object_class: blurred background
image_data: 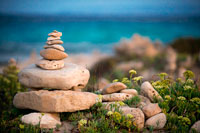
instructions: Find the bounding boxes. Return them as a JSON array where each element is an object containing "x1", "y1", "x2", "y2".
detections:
[{"x1": 0, "y1": 0, "x2": 200, "y2": 83}]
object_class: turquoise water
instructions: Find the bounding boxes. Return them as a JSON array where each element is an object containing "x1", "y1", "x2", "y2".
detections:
[{"x1": 0, "y1": 16, "x2": 200, "y2": 62}]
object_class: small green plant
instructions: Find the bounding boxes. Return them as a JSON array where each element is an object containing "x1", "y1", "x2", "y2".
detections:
[
  {"x1": 113, "y1": 69, "x2": 143, "y2": 92},
  {"x1": 124, "y1": 96, "x2": 141, "y2": 107},
  {"x1": 151, "y1": 70, "x2": 200, "y2": 132}
]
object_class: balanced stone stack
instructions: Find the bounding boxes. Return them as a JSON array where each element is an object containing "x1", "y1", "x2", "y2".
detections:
[
  {"x1": 13, "y1": 30, "x2": 98, "y2": 129},
  {"x1": 36, "y1": 30, "x2": 67, "y2": 70}
]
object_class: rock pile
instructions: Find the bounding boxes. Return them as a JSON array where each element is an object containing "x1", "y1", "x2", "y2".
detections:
[
  {"x1": 99, "y1": 81, "x2": 166, "y2": 130},
  {"x1": 36, "y1": 30, "x2": 67, "y2": 70},
  {"x1": 13, "y1": 30, "x2": 97, "y2": 129}
]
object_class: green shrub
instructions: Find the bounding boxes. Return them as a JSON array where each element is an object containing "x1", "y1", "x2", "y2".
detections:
[
  {"x1": 0, "y1": 61, "x2": 28, "y2": 132},
  {"x1": 151, "y1": 70, "x2": 200, "y2": 132}
]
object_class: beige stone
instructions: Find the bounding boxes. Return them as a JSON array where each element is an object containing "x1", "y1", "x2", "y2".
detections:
[
  {"x1": 40, "y1": 48, "x2": 68, "y2": 60},
  {"x1": 102, "y1": 82, "x2": 127, "y2": 94},
  {"x1": 137, "y1": 95, "x2": 151, "y2": 109},
  {"x1": 46, "y1": 40, "x2": 63, "y2": 45},
  {"x1": 36, "y1": 59, "x2": 64, "y2": 70},
  {"x1": 120, "y1": 89, "x2": 138, "y2": 96},
  {"x1": 21, "y1": 113, "x2": 61, "y2": 128},
  {"x1": 18, "y1": 63, "x2": 90, "y2": 90},
  {"x1": 44, "y1": 45, "x2": 65, "y2": 52},
  {"x1": 47, "y1": 36, "x2": 61, "y2": 41},
  {"x1": 48, "y1": 30, "x2": 62, "y2": 37},
  {"x1": 13, "y1": 90, "x2": 98, "y2": 112},
  {"x1": 95, "y1": 78, "x2": 110, "y2": 90},
  {"x1": 142, "y1": 103, "x2": 162, "y2": 118},
  {"x1": 121, "y1": 107, "x2": 145, "y2": 129},
  {"x1": 190, "y1": 120, "x2": 200, "y2": 133},
  {"x1": 141, "y1": 81, "x2": 163, "y2": 102},
  {"x1": 102, "y1": 93, "x2": 133, "y2": 102},
  {"x1": 145, "y1": 113, "x2": 166, "y2": 129}
]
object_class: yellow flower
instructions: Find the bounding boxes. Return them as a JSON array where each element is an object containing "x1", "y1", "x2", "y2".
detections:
[
  {"x1": 190, "y1": 97, "x2": 200, "y2": 104},
  {"x1": 183, "y1": 70, "x2": 195, "y2": 79},
  {"x1": 158, "y1": 73, "x2": 168, "y2": 80},
  {"x1": 112, "y1": 79, "x2": 119, "y2": 83},
  {"x1": 129, "y1": 70, "x2": 137, "y2": 75},
  {"x1": 107, "y1": 111, "x2": 113, "y2": 116},
  {"x1": 183, "y1": 85, "x2": 193, "y2": 91},
  {"x1": 118, "y1": 101, "x2": 125, "y2": 106},
  {"x1": 132, "y1": 76, "x2": 143, "y2": 82},
  {"x1": 164, "y1": 95, "x2": 171, "y2": 101},
  {"x1": 113, "y1": 112, "x2": 122, "y2": 122},
  {"x1": 126, "y1": 114, "x2": 134, "y2": 119},
  {"x1": 19, "y1": 124, "x2": 24, "y2": 129},
  {"x1": 178, "y1": 96, "x2": 186, "y2": 101},
  {"x1": 78, "y1": 119, "x2": 87, "y2": 126},
  {"x1": 96, "y1": 95, "x2": 103, "y2": 102},
  {"x1": 186, "y1": 79, "x2": 194, "y2": 84}
]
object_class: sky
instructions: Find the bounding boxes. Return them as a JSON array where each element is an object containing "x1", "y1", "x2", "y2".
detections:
[{"x1": 0, "y1": 0, "x2": 200, "y2": 16}]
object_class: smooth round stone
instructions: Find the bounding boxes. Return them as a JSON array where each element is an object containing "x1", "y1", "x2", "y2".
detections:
[
  {"x1": 47, "y1": 36, "x2": 61, "y2": 41},
  {"x1": 40, "y1": 48, "x2": 68, "y2": 60},
  {"x1": 48, "y1": 31, "x2": 62, "y2": 37},
  {"x1": 18, "y1": 63, "x2": 90, "y2": 90},
  {"x1": 44, "y1": 45, "x2": 65, "y2": 52},
  {"x1": 36, "y1": 59, "x2": 64, "y2": 70},
  {"x1": 46, "y1": 40, "x2": 63, "y2": 45}
]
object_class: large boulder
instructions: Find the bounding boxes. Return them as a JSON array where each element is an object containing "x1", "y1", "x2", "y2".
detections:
[
  {"x1": 18, "y1": 63, "x2": 90, "y2": 90},
  {"x1": 141, "y1": 81, "x2": 163, "y2": 102},
  {"x1": 21, "y1": 113, "x2": 61, "y2": 129},
  {"x1": 13, "y1": 90, "x2": 98, "y2": 112},
  {"x1": 121, "y1": 107, "x2": 145, "y2": 129},
  {"x1": 145, "y1": 113, "x2": 166, "y2": 129},
  {"x1": 102, "y1": 82, "x2": 127, "y2": 94}
]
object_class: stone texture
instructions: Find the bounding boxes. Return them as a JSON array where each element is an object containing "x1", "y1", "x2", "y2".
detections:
[
  {"x1": 36, "y1": 59, "x2": 64, "y2": 70},
  {"x1": 54, "y1": 121, "x2": 75, "y2": 133},
  {"x1": 44, "y1": 45, "x2": 65, "y2": 52},
  {"x1": 47, "y1": 36, "x2": 61, "y2": 41},
  {"x1": 40, "y1": 48, "x2": 68, "y2": 60},
  {"x1": 121, "y1": 107, "x2": 145, "y2": 129},
  {"x1": 18, "y1": 63, "x2": 90, "y2": 90},
  {"x1": 145, "y1": 113, "x2": 166, "y2": 129},
  {"x1": 46, "y1": 40, "x2": 63, "y2": 45},
  {"x1": 13, "y1": 90, "x2": 98, "y2": 112},
  {"x1": 137, "y1": 95, "x2": 151, "y2": 109},
  {"x1": 95, "y1": 78, "x2": 110, "y2": 90},
  {"x1": 21, "y1": 113, "x2": 61, "y2": 128},
  {"x1": 190, "y1": 120, "x2": 200, "y2": 133},
  {"x1": 48, "y1": 31, "x2": 62, "y2": 37},
  {"x1": 141, "y1": 81, "x2": 163, "y2": 102},
  {"x1": 102, "y1": 82, "x2": 127, "y2": 94},
  {"x1": 120, "y1": 89, "x2": 138, "y2": 96},
  {"x1": 102, "y1": 93, "x2": 133, "y2": 102},
  {"x1": 142, "y1": 103, "x2": 162, "y2": 118}
]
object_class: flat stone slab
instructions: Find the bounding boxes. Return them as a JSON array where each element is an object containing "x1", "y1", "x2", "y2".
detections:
[
  {"x1": 13, "y1": 90, "x2": 98, "y2": 112},
  {"x1": 18, "y1": 63, "x2": 90, "y2": 90}
]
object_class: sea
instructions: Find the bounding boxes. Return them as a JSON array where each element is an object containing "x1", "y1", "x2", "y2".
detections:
[{"x1": 0, "y1": 15, "x2": 200, "y2": 63}]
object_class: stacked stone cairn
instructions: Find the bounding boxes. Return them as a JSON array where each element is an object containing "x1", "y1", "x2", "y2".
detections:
[
  {"x1": 97, "y1": 81, "x2": 167, "y2": 130},
  {"x1": 36, "y1": 30, "x2": 67, "y2": 70},
  {"x1": 13, "y1": 30, "x2": 98, "y2": 129}
]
